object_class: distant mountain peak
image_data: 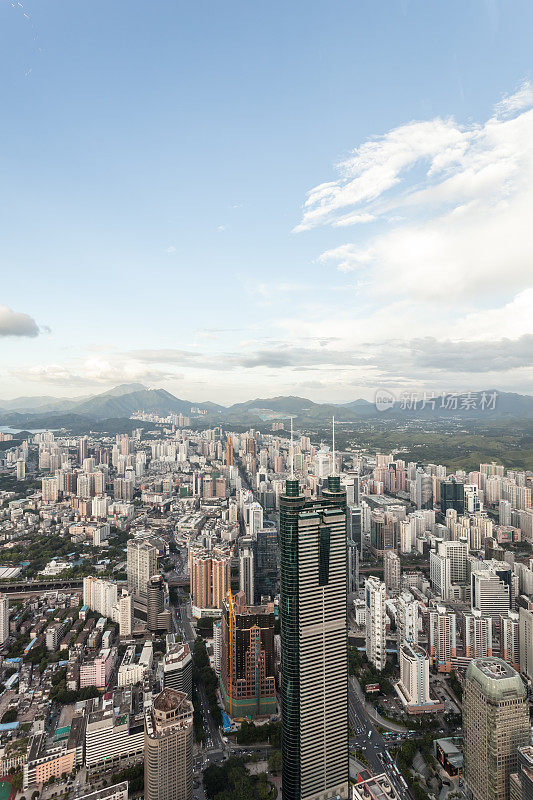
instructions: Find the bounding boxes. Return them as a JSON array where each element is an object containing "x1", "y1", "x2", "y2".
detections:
[{"x1": 100, "y1": 383, "x2": 148, "y2": 397}]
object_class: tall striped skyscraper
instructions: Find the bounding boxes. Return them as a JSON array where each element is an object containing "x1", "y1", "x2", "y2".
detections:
[{"x1": 280, "y1": 474, "x2": 349, "y2": 800}]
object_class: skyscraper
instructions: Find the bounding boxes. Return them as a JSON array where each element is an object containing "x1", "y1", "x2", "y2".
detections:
[
  {"x1": 463, "y1": 611, "x2": 492, "y2": 659},
  {"x1": 428, "y1": 605, "x2": 457, "y2": 673},
  {"x1": 79, "y1": 436, "x2": 88, "y2": 465},
  {"x1": 396, "y1": 591, "x2": 418, "y2": 647},
  {"x1": 189, "y1": 545, "x2": 231, "y2": 611},
  {"x1": 441, "y1": 477, "x2": 465, "y2": 515},
  {"x1": 225, "y1": 435, "x2": 233, "y2": 467},
  {"x1": 0, "y1": 595, "x2": 8, "y2": 645},
  {"x1": 384, "y1": 550, "x2": 401, "y2": 596},
  {"x1": 280, "y1": 474, "x2": 348, "y2": 800},
  {"x1": 519, "y1": 607, "x2": 533, "y2": 682},
  {"x1": 365, "y1": 576, "x2": 387, "y2": 671},
  {"x1": 163, "y1": 640, "x2": 193, "y2": 700},
  {"x1": 127, "y1": 540, "x2": 157, "y2": 597},
  {"x1": 347, "y1": 505, "x2": 362, "y2": 593},
  {"x1": 238, "y1": 537, "x2": 255, "y2": 606},
  {"x1": 515, "y1": 747, "x2": 533, "y2": 800},
  {"x1": 396, "y1": 643, "x2": 438, "y2": 713},
  {"x1": 255, "y1": 525, "x2": 279, "y2": 602},
  {"x1": 144, "y1": 688, "x2": 193, "y2": 800},
  {"x1": 471, "y1": 564, "x2": 513, "y2": 618},
  {"x1": 499, "y1": 612, "x2": 520, "y2": 671},
  {"x1": 146, "y1": 575, "x2": 171, "y2": 634},
  {"x1": 464, "y1": 658, "x2": 529, "y2": 800}
]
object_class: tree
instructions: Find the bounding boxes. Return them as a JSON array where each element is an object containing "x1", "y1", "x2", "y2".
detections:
[
  {"x1": 11, "y1": 772, "x2": 23, "y2": 790},
  {"x1": 268, "y1": 750, "x2": 282, "y2": 775}
]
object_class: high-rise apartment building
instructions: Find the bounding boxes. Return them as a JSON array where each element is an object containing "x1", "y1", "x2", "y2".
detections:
[
  {"x1": 430, "y1": 539, "x2": 468, "y2": 600},
  {"x1": 396, "y1": 643, "x2": 439, "y2": 713},
  {"x1": 365, "y1": 576, "x2": 387, "y2": 671},
  {"x1": 415, "y1": 469, "x2": 433, "y2": 510},
  {"x1": 116, "y1": 590, "x2": 133, "y2": 637},
  {"x1": 83, "y1": 576, "x2": 118, "y2": 618},
  {"x1": 280, "y1": 475, "x2": 349, "y2": 800},
  {"x1": 463, "y1": 611, "x2": 493, "y2": 658},
  {"x1": 500, "y1": 612, "x2": 520, "y2": 671},
  {"x1": 189, "y1": 546, "x2": 231, "y2": 612},
  {"x1": 79, "y1": 436, "x2": 88, "y2": 464},
  {"x1": 144, "y1": 689, "x2": 193, "y2": 800},
  {"x1": 396, "y1": 591, "x2": 418, "y2": 647},
  {"x1": 519, "y1": 607, "x2": 533, "y2": 682},
  {"x1": 464, "y1": 659, "x2": 529, "y2": 800},
  {"x1": 220, "y1": 591, "x2": 276, "y2": 718},
  {"x1": 127, "y1": 540, "x2": 157, "y2": 597},
  {"x1": 225, "y1": 435, "x2": 233, "y2": 467},
  {"x1": 238, "y1": 537, "x2": 255, "y2": 606},
  {"x1": 428, "y1": 605, "x2": 457, "y2": 672},
  {"x1": 0, "y1": 595, "x2": 9, "y2": 644},
  {"x1": 384, "y1": 551, "x2": 401, "y2": 596}
]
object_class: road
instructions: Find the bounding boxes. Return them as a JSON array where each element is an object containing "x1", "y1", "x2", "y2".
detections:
[
  {"x1": 348, "y1": 676, "x2": 412, "y2": 800},
  {"x1": 174, "y1": 599, "x2": 224, "y2": 752},
  {"x1": 350, "y1": 677, "x2": 407, "y2": 733}
]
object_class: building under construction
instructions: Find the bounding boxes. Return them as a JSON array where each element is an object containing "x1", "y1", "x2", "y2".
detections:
[{"x1": 219, "y1": 590, "x2": 277, "y2": 719}]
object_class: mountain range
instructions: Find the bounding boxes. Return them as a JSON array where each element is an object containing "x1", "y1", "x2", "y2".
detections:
[{"x1": 1, "y1": 384, "x2": 533, "y2": 426}]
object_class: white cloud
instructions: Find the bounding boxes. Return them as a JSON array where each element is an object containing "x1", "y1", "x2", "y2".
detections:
[
  {"x1": 18, "y1": 357, "x2": 177, "y2": 387},
  {"x1": 318, "y1": 244, "x2": 373, "y2": 272},
  {"x1": 297, "y1": 83, "x2": 533, "y2": 303},
  {"x1": 0, "y1": 305, "x2": 40, "y2": 337},
  {"x1": 453, "y1": 288, "x2": 533, "y2": 341},
  {"x1": 495, "y1": 80, "x2": 533, "y2": 118},
  {"x1": 294, "y1": 117, "x2": 467, "y2": 232}
]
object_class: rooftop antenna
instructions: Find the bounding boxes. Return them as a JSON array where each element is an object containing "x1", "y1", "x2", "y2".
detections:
[
  {"x1": 290, "y1": 417, "x2": 294, "y2": 478},
  {"x1": 332, "y1": 415, "x2": 336, "y2": 476}
]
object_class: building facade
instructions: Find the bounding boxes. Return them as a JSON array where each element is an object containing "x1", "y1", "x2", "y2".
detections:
[
  {"x1": 144, "y1": 689, "x2": 193, "y2": 800},
  {"x1": 280, "y1": 475, "x2": 349, "y2": 800},
  {"x1": 464, "y1": 658, "x2": 529, "y2": 800},
  {"x1": 365, "y1": 576, "x2": 387, "y2": 671}
]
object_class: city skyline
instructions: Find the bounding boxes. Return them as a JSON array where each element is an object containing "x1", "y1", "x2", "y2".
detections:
[{"x1": 1, "y1": 1, "x2": 533, "y2": 403}]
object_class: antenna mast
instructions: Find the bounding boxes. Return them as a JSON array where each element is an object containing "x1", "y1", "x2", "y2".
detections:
[
  {"x1": 290, "y1": 417, "x2": 294, "y2": 478},
  {"x1": 332, "y1": 415, "x2": 336, "y2": 476}
]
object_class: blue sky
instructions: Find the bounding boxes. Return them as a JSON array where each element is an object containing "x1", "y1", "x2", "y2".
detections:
[{"x1": 1, "y1": 0, "x2": 533, "y2": 404}]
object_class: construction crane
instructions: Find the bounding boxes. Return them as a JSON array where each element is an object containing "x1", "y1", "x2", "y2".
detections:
[{"x1": 227, "y1": 590, "x2": 236, "y2": 717}]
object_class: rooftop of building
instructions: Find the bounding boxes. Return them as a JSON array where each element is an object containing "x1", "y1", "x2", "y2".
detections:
[
  {"x1": 401, "y1": 642, "x2": 428, "y2": 660},
  {"x1": 519, "y1": 746, "x2": 533, "y2": 768},
  {"x1": 153, "y1": 687, "x2": 187, "y2": 713},
  {"x1": 466, "y1": 658, "x2": 526, "y2": 700},
  {"x1": 78, "y1": 782, "x2": 128, "y2": 800},
  {"x1": 353, "y1": 772, "x2": 401, "y2": 800}
]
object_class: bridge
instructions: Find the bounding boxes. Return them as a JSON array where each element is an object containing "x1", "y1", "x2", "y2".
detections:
[{"x1": 0, "y1": 579, "x2": 83, "y2": 596}]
